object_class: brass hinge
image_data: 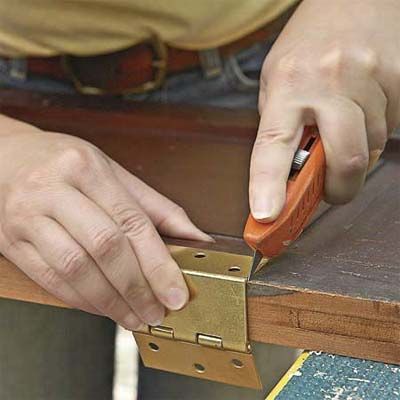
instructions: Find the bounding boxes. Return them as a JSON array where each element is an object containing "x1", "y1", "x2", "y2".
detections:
[{"x1": 133, "y1": 245, "x2": 262, "y2": 389}]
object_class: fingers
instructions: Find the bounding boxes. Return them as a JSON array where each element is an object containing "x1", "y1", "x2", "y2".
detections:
[
  {"x1": 109, "y1": 160, "x2": 213, "y2": 242},
  {"x1": 10, "y1": 215, "x2": 144, "y2": 330},
  {"x1": 49, "y1": 188, "x2": 166, "y2": 325},
  {"x1": 2, "y1": 239, "x2": 100, "y2": 316},
  {"x1": 250, "y1": 97, "x2": 304, "y2": 222},
  {"x1": 257, "y1": 78, "x2": 385, "y2": 210},
  {"x1": 68, "y1": 165, "x2": 189, "y2": 311},
  {"x1": 377, "y1": 62, "x2": 400, "y2": 134},
  {"x1": 315, "y1": 97, "x2": 369, "y2": 204},
  {"x1": 384, "y1": 90, "x2": 400, "y2": 135},
  {"x1": 364, "y1": 91, "x2": 387, "y2": 170},
  {"x1": 329, "y1": 72, "x2": 389, "y2": 159},
  {"x1": 361, "y1": 90, "x2": 388, "y2": 155}
]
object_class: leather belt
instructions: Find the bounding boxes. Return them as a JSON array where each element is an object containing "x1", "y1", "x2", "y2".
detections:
[{"x1": 24, "y1": 6, "x2": 295, "y2": 95}]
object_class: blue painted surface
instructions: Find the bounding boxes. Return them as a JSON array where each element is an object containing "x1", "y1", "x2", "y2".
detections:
[{"x1": 276, "y1": 352, "x2": 400, "y2": 400}]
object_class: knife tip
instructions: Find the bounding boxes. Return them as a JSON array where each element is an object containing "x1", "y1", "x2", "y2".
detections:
[{"x1": 250, "y1": 250, "x2": 264, "y2": 277}]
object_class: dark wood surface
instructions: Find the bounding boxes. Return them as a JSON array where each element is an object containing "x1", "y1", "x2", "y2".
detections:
[
  {"x1": 0, "y1": 89, "x2": 398, "y2": 364},
  {"x1": 251, "y1": 157, "x2": 399, "y2": 302}
]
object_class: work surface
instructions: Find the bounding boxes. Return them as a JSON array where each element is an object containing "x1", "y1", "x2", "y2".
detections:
[
  {"x1": 268, "y1": 352, "x2": 400, "y2": 400},
  {"x1": 0, "y1": 90, "x2": 399, "y2": 365}
]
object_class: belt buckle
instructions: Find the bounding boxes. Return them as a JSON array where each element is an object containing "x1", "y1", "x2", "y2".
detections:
[{"x1": 62, "y1": 35, "x2": 168, "y2": 95}]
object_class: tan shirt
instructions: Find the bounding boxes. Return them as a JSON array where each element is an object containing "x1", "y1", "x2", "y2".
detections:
[{"x1": 0, "y1": 0, "x2": 297, "y2": 57}]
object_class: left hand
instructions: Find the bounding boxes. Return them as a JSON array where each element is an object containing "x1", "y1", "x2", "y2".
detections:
[{"x1": 250, "y1": 0, "x2": 400, "y2": 222}]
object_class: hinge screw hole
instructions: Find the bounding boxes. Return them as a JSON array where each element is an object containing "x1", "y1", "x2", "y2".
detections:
[
  {"x1": 231, "y1": 359, "x2": 244, "y2": 368},
  {"x1": 194, "y1": 363, "x2": 206, "y2": 373},
  {"x1": 194, "y1": 252, "x2": 206, "y2": 258},
  {"x1": 148, "y1": 342, "x2": 160, "y2": 352},
  {"x1": 228, "y1": 266, "x2": 241, "y2": 272}
]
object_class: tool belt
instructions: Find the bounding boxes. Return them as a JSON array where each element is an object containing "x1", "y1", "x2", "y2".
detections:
[{"x1": 20, "y1": 7, "x2": 294, "y2": 95}]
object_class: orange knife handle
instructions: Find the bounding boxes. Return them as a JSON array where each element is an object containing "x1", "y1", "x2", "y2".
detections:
[{"x1": 244, "y1": 126, "x2": 326, "y2": 258}]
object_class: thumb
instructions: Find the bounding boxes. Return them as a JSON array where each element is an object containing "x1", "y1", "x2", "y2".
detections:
[{"x1": 250, "y1": 100, "x2": 304, "y2": 222}]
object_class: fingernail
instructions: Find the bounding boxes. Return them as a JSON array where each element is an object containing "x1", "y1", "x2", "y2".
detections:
[
  {"x1": 198, "y1": 231, "x2": 215, "y2": 243},
  {"x1": 188, "y1": 226, "x2": 215, "y2": 242},
  {"x1": 252, "y1": 197, "x2": 274, "y2": 221},
  {"x1": 143, "y1": 307, "x2": 165, "y2": 327},
  {"x1": 166, "y1": 287, "x2": 188, "y2": 310},
  {"x1": 123, "y1": 314, "x2": 143, "y2": 331},
  {"x1": 126, "y1": 322, "x2": 146, "y2": 332}
]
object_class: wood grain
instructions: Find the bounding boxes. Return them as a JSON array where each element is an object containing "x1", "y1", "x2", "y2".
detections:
[{"x1": 0, "y1": 90, "x2": 398, "y2": 365}]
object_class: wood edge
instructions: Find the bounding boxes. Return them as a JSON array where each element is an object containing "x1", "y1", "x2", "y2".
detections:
[
  {"x1": 248, "y1": 280, "x2": 400, "y2": 317},
  {"x1": 247, "y1": 283, "x2": 400, "y2": 365},
  {"x1": 1, "y1": 256, "x2": 399, "y2": 365},
  {"x1": 250, "y1": 325, "x2": 400, "y2": 365},
  {"x1": 0, "y1": 256, "x2": 68, "y2": 309}
]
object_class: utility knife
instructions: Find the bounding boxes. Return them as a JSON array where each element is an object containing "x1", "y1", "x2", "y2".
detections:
[{"x1": 244, "y1": 126, "x2": 326, "y2": 276}]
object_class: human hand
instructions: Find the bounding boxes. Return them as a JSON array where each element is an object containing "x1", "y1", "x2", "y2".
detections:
[
  {"x1": 250, "y1": 0, "x2": 400, "y2": 222},
  {"x1": 0, "y1": 115, "x2": 211, "y2": 330}
]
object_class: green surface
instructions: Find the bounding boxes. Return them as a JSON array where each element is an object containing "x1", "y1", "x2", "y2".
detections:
[{"x1": 276, "y1": 352, "x2": 400, "y2": 400}]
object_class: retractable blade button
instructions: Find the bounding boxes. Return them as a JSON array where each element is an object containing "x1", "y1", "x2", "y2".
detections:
[{"x1": 292, "y1": 149, "x2": 310, "y2": 171}]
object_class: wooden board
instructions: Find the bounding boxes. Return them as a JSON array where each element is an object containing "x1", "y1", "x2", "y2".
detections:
[{"x1": 0, "y1": 90, "x2": 399, "y2": 365}]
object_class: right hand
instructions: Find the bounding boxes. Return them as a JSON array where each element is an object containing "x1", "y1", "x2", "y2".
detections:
[{"x1": 0, "y1": 115, "x2": 211, "y2": 330}]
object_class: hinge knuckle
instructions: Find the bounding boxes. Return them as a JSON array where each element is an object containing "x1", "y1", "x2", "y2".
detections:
[
  {"x1": 150, "y1": 326, "x2": 174, "y2": 339},
  {"x1": 197, "y1": 334, "x2": 223, "y2": 349}
]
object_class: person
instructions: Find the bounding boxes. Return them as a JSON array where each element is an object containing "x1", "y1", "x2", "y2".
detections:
[{"x1": 0, "y1": 0, "x2": 398, "y2": 399}]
